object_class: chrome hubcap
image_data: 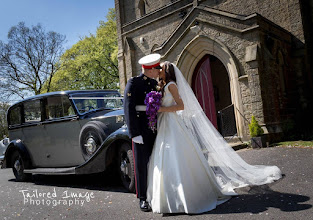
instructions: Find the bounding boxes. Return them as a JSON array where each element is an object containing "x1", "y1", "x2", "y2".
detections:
[
  {"x1": 84, "y1": 138, "x2": 97, "y2": 155},
  {"x1": 120, "y1": 159, "x2": 129, "y2": 176},
  {"x1": 14, "y1": 159, "x2": 21, "y2": 172}
]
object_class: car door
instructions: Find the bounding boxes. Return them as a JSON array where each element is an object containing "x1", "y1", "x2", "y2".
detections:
[
  {"x1": 21, "y1": 99, "x2": 48, "y2": 167},
  {"x1": 41, "y1": 95, "x2": 85, "y2": 167}
]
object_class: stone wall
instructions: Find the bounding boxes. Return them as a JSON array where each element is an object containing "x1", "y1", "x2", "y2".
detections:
[
  {"x1": 121, "y1": 0, "x2": 192, "y2": 24},
  {"x1": 258, "y1": 31, "x2": 294, "y2": 130},
  {"x1": 125, "y1": 12, "x2": 183, "y2": 76},
  {"x1": 115, "y1": 0, "x2": 310, "y2": 139},
  {"x1": 299, "y1": 0, "x2": 313, "y2": 101},
  {"x1": 202, "y1": 0, "x2": 304, "y2": 45}
]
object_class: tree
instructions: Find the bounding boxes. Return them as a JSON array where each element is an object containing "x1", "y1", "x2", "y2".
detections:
[
  {"x1": 48, "y1": 8, "x2": 119, "y2": 92},
  {"x1": 0, "y1": 22, "x2": 66, "y2": 100},
  {"x1": 0, "y1": 102, "x2": 9, "y2": 138}
]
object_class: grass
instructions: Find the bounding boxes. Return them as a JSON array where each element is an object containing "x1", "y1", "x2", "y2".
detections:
[{"x1": 272, "y1": 140, "x2": 313, "y2": 148}]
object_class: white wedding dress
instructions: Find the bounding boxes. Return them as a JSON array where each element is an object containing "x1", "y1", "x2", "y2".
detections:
[
  {"x1": 146, "y1": 64, "x2": 282, "y2": 214},
  {"x1": 147, "y1": 82, "x2": 236, "y2": 214}
]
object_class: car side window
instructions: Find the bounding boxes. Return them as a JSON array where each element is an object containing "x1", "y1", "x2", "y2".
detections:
[
  {"x1": 46, "y1": 96, "x2": 75, "y2": 119},
  {"x1": 24, "y1": 100, "x2": 41, "y2": 123},
  {"x1": 46, "y1": 96, "x2": 62, "y2": 119},
  {"x1": 9, "y1": 106, "x2": 22, "y2": 125},
  {"x1": 62, "y1": 96, "x2": 75, "y2": 117}
]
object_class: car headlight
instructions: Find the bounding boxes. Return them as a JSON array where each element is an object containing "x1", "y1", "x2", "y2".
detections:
[{"x1": 116, "y1": 115, "x2": 124, "y2": 123}]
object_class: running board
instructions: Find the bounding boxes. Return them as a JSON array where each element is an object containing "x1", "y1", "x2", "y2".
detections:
[{"x1": 24, "y1": 167, "x2": 76, "y2": 175}]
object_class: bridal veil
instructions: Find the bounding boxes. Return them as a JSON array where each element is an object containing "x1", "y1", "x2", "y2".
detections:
[{"x1": 172, "y1": 64, "x2": 282, "y2": 189}]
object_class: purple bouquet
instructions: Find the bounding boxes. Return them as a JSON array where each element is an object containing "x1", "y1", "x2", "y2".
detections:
[{"x1": 144, "y1": 91, "x2": 162, "y2": 132}]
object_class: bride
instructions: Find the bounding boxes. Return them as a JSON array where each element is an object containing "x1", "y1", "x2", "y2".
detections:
[{"x1": 146, "y1": 61, "x2": 282, "y2": 214}]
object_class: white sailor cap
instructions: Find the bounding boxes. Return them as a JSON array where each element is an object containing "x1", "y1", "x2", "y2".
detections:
[{"x1": 138, "y1": 53, "x2": 162, "y2": 69}]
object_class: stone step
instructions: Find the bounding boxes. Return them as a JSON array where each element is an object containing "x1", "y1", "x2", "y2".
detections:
[{"x1": 229, "y1": 141, "x2": 249, "y2": 151}]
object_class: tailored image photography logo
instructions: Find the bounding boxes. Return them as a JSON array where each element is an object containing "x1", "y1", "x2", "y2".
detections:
[{"x1": 19, "y1": 188, "x2": 95, "y2": 207}]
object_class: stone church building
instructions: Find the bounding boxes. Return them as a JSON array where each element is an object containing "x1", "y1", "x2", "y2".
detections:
[{"x1": 115, "y1": 0, "x2": 313, "y2": 142}]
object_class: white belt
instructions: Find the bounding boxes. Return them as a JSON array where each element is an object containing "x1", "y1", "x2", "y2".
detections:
[{"x1": 135, "y1": 105, "x2": 146, "y2": 111}]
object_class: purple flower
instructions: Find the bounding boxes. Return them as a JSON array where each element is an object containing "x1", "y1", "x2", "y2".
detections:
[{"x1": 144, "y1": 91, "x2": 162, "y2": 132}]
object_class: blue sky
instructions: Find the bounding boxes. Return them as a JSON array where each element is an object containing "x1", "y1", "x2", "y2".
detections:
[{"x1": 0, "y1": 0, "x2": 115, "y2": 49}]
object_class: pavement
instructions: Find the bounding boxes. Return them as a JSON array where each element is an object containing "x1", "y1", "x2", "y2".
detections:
[{"x1": 0, "y1": 146, "x2": 312, "y2": 220}]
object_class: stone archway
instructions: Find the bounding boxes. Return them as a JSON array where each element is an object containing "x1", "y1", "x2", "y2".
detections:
[{"x1": 176, "y1": 35, "x2": 246, "y2": 138}]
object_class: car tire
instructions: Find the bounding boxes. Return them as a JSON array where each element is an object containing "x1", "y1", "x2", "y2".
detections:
[
  {"x1": 11, "y1": 151, "x2": 31, "y2": 182},
  {"x1": 79, "y1": 121, "x2": 107, "y2": 161},
  {"x1": 118, "y1": 142, "x2": 135, "y2": 193}
]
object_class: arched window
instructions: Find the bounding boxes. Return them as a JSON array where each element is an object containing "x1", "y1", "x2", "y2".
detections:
[{"x1": 138, "y1": 0, "x2": 146, "y2": 16}]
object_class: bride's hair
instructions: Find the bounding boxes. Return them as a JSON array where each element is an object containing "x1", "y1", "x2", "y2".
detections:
[{"x1": 159, "y1": 61, "x2": 176, "y2": 96}]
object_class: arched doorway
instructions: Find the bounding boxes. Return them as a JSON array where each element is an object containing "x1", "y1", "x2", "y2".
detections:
[
  {"x1": 176, "y1": 35, "x2": 246, "y2": 139},
  {"x1": 192, "y1": 54, "x2": 236, "y2": 136}
]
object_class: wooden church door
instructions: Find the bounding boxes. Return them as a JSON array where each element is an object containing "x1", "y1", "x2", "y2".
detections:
[{"x1": 192, "y1": 55, "x2": 218, "y2": 128}]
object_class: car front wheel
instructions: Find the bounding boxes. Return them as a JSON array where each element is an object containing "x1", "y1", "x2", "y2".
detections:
[
  {"x1": 118, "y1": 142, "x2": 135, "y2": 193},
  {"x1": 11, "y1": 151, "x2": 31, "y2": 182}
]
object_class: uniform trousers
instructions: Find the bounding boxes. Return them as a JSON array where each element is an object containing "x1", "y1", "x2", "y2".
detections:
[{"x1": 132, "y1": 127, "x2": 156, "y2": 200}]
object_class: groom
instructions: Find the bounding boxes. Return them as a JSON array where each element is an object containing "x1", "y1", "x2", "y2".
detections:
[{"x1": 123, "y1": 53, "x2": 161, "y2": 212}]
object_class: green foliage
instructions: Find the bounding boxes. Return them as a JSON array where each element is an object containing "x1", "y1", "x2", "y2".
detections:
[
  {"x1": 249, "y1": 115, "x2": 264, "y2": 137},
  {"x1": 46, "y1": 8, "x2": 119, "y2": 92}
]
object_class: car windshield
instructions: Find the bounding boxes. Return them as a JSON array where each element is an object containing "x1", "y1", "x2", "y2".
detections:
[{"x1": 70, "y1": 92, "x2": 123, "y2": 114}]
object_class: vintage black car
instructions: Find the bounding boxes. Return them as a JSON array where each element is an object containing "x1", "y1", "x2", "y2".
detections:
[{"x1": 3, "y1": 90, "x2": 135, "y2": 192}]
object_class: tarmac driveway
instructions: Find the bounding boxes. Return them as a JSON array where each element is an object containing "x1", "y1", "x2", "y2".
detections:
[{"x1": 0, "y1": 146, "x2": 312, "y2": 220}]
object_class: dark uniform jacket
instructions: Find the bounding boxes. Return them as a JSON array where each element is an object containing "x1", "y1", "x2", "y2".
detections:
[{"x1": 123, "y1": 73, "x2": 158, "y2": 138}]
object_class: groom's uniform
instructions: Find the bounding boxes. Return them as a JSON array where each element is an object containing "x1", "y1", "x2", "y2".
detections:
[{"x1": 124, "y1": 54, "x2": 160, "y2": 208}]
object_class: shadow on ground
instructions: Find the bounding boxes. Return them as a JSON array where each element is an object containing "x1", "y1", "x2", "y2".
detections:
[
  {"x1": 8, "y1": 168, "x2": 130, "y2": 194},
  {"x1": 162, "y1": 183, "x2": 312, "y2": 217}
]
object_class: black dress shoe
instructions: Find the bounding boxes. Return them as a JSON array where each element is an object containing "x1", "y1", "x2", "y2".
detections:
[{"x1": 139, "y1": 200, "x2": 152, "y2": 212}]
